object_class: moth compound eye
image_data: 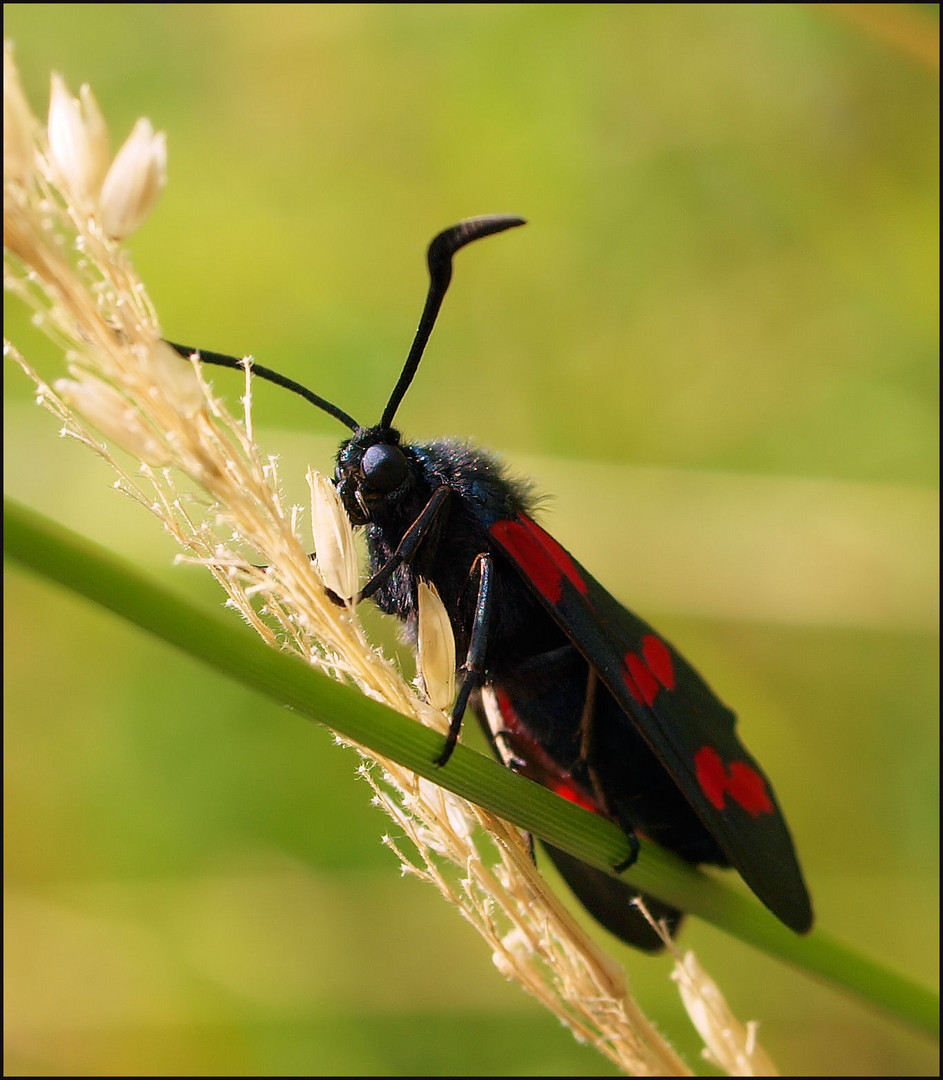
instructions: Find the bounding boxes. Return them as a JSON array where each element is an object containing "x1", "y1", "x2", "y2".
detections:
[{"x1": 361, "y1": 443, "x2": 407, "y2": 493}]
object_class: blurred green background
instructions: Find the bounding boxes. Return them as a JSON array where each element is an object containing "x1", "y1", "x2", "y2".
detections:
[{"x1": 3, "y1": 4, "x2": 938, "y2": 1076}]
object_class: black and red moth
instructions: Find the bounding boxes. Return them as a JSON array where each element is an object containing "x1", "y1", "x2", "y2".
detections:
[{"x1": 171, "y1": 215, "x2": 813, "y2": 951}]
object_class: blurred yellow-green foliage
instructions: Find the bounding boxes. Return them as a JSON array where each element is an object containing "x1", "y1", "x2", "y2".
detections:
[{"x1": 4, "y1": 5, "x2": 938, "y2": 1076}]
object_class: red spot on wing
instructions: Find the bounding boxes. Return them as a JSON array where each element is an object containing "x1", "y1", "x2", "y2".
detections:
[
  {"x1": 642, "y1": 634, "x2": 675, "y2": 690},
  {"x1": 491, "y1": 515, "x2": 588, "y2": 604},
  {"x1": 695, "y1": 746, "x2": 729, "y2": 809},
  {"x1": 727, "y1": 761, "x2": 775, "y2": 816},
  {"x1": 624, "y1": 652, "x2": 660, "y2": 706},
  {"x1": 694, "y1": 747, "x2": 774, "y2": 817},
  {"x1": 622, "y1": 634, "x2": 675, "y2": 705},
  {"x1": 552, "y1": 780, "x2": 602, "y2": 815}
]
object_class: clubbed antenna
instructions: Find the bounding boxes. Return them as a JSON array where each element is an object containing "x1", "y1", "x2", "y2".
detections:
[
  {"x1": 166, "y1": 215, "x2": 525, "y2": 433},
  {"x1": 379, "y1": 215, "x2": 526, "y2": 430}
]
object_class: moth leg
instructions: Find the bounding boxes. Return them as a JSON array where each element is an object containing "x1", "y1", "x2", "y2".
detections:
[
  {"x1": 322, "y1": 485, "x2": 452, "y2": 606},
  {"x1": 435, "y1": 553, "x2": 493, "y2": 767},
  {"x1": 359, "y1": 485, "x2": 452, "y2": 601},
  {"x1": 577, "y1": 665, "x2": 599, "y2": 763},
  {"x1": 471, "y1": 690, "x2": 524, "y2": 771},
  {"x1": 610, "y1": 823, "x2": 641, "y2": 872},
  {"x1": 578, "y1": 667, "x2": 641, "y2": 872},
  {"x1": 490, "y1": 728, "x2": 528, "y2": 773},
  {"x1": 480, "y1": 720, "x2": 537, "y2": 864}
]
